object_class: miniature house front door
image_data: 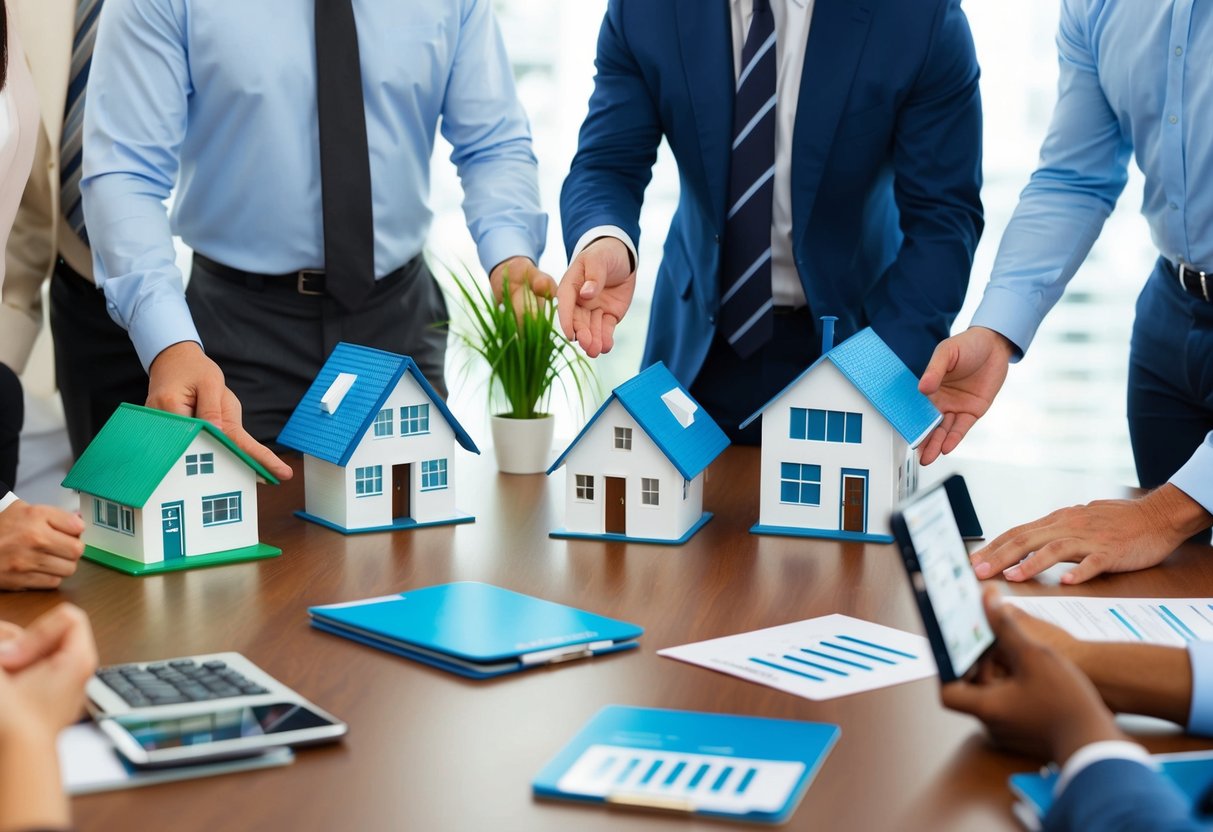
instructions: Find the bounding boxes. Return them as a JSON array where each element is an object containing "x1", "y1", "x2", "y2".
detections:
[
  {"x1": 392, "y1": 464, "x2": 411, "y2": 520},
  {"x1": 840, "y1": 471, "x2": 867, "y2": 533},
  {"x1": 161, "y1": 502, "x2": 185, "y2": 560},
  {"x1": 605, "y1": 476, "x2": 626, "y2": 534}
]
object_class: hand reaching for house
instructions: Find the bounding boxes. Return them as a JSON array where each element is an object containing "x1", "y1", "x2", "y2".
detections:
[
  {"x1": 489, "y1": 256, "x2": 559, "y2": 322},
  {"x1": 557, "y1": 237, "x2": 637, "y2": 358},
  {"x1": 147, "y1": 342, "x2": 293, "y2": 481},
  {"x1": 0, "y1": 501, "x2": 85, "y2": 591}
]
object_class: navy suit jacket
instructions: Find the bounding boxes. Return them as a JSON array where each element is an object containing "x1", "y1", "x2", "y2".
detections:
[
  {"x1": 1045, "y1": 758, "x2": 1204, "y2": 831},
  {"x1": 561, "y1": 0, "x2": 983, "y2": 384}
]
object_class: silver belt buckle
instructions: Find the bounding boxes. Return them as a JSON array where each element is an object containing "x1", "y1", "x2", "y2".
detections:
[
  {"x1": 296, "y1": 269, "x2": 325, "y2": 296},
  {"x1": 1179, "y1": 262, "x2": 1211, "y2": 302}
]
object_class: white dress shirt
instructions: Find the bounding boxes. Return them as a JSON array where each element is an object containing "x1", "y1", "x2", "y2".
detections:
[{"x1": 573, "y1": 0, "x2": 813, "y2": 309}]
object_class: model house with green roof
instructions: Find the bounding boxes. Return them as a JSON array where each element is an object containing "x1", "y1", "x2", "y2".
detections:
[
  {"x1": 276, "y1": 343, "x2": 480, "y2": 534},
  {"x1": 62, "y1": 403, "x2": 281, "y2": 575}
]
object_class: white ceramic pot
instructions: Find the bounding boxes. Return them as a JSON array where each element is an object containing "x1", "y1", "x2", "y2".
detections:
[{"x1": 490, "y1": 414, "x2": 555, "y2": 475}]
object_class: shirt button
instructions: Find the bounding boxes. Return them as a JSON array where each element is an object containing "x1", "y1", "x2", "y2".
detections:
[
  {"x1": 708, "y1": 315, "x2": 717, "y2": 325},
  {"x1": 1175, "y1": 46, "x2": 1183, "y2": 56},
  {"x1": 1169, "y1": 115, "x2": 1179, "y2": 124}
]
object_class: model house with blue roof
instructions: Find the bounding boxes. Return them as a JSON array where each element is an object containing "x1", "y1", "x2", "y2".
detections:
[
  {"x1": 277, "y1": 343, "x2": 480, "y2": 534},
  {"x1": 740, "y1": 320, "x2": 942, "y2": 543},
  {"x1": 62, "y1": 403, "x2": 281, "y2": 575},
  {"x1": 547, "y1": 362, "x2": 730, "y2": 544}
]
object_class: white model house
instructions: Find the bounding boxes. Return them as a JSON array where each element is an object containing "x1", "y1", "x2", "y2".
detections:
[
  {"x1": 61, "y1": 403, "x2": 281, "y2": 575},
  {"x1": 277, "y1": 343, "x2": 479, "y2": 533},
  {"x1": 547, "y1": 361, "x2": 730, "y2": 544},
  {"x1": 740, "y1": 322, "x2": 942, "y2": 543}
]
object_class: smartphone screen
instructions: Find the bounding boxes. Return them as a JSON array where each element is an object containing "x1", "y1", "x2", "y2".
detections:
[
  {"x1": 113, "y1": 703, "x2": 337, "y2": 752},
  {"x1": 900, "y1": 485, "x2": 994, "y2": 678}
]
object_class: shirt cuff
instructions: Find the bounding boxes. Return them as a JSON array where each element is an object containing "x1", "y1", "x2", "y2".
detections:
[
  {"x1": 571, "y1": 226, "x2": 637, "y2": 272},
  {"x1": 1169, "y1": 432, "x2": 1213, "y2": 517},
  {"x1": 968, "y1": 284, "x2": 1046, "y2": 362},
  {"x1": 475, "y1": 227, "x2": 542, "y2": 278},
  {"x1": 123, "y1": 297, "x2": 202, "y2": 372},
  {"x1": 0, "y1": 491, "x2": 18, "y2": 512},
  {"x1": 1187, "y1": 641, "x2": 1213, "y2": 737},
  {"x1": 1055, "y1": 740, "x2": 1152, "y2": 795}
]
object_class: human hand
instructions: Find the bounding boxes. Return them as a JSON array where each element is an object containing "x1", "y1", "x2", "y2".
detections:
[
  {"x1": 147, "y1": 341, "x2": 292, "y2": 481},
  {"x1": 970, "y1": 484, "x2": 1211, "y2": 584},
  {"x1": 0, "y1": 501, "x2": 85, "y2": 591},
  {"x1": 918, "y1": 327, "x2": 1017, "y2": 465},
  {"x1": 489, "y1": 257, "x2": 559, "y2": 324},
  {"x1": 556, "y1": 237, "x2": 636, "y2": 357},
  {"x1": 0, "y1": 604, "x2": 98, "y2": 738},
  {"x1": 940, "y1": 589, "x2": 1125, "y2": 763}
]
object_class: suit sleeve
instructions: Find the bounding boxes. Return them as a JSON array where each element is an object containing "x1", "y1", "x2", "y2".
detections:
[
  {"x1": 865, "y1": 0, "x2": 984, "y2": 374},
  {"x1": 1044, "y1": 758, "x2": 1201, "y2": 831},
  {"x1": 559, "y1": 0, "x2": 664, "y2": 260},
  {"x1": 0, "y1": 124, "x2": 53, "y2": 374}
]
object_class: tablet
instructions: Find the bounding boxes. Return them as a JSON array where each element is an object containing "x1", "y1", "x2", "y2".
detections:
[
  {"x1": 99, "y1": 701, "x2": 347, "y2": 768},
  {"x1": 890, "y1": 476, "x2": 994, "y2": 682}
]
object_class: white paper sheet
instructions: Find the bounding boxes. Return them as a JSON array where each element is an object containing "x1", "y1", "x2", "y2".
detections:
[
  {"x1": 658, "y1": 614, "x2": 935, "y2": 701},
  {"x1": 1005, "y1": 596, "x2": 1213, "y2": 646}
]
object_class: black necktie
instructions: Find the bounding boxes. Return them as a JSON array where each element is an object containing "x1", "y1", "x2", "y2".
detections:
[{"x1": 315, "y1": 0, "x2": 375, "y2": 309}]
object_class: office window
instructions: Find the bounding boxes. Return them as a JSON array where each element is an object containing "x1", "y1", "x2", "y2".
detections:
[
  {"x1": 790, "y1": 408, "x2": 862, "y2": 444},
  {"x1": 372, "y1": 408, "x2": 394, "y2": 437},
  {"x1": 575, "y1": 474, "x2": 595, "y2": 501},
  {"x1": 401, "y1": 404, "x2": 431, "y2": 436},
  {"x1": 201, "y1": 492, "x2": 242, "y2": 526},
  {"x1": 355, "y1": 465, "x2": 383, "y2": 496},
  {"x1": 641, "y1": 478, "x2": 659, "y2": 506},
  {"x1": 421, "y1": 459, "x2": 448, "y2": 491},
  {"x1": 185, "y1": 452, "x2": 215, "y2": 476},
  {"x1": 94, "y1": 498, "x2": 134, "y2": 535},
  {"x1": 780, "y1": 463, "x2": 822, "y2": 505},
  {"x1": 614, "y1": 426, "x2": 633, "y2": 450}
]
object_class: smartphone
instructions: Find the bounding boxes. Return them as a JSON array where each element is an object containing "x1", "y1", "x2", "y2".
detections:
[
  {"x1": 99, "y1": 701, "x2": 348, "y2": 768},
  {"x1": 890, "y1": 475, "x2": 995, "y2": 682}
]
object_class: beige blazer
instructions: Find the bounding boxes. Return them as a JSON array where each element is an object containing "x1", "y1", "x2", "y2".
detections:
[{"x1": 0, "y1": 0, "x2": 90, "y2": 373}]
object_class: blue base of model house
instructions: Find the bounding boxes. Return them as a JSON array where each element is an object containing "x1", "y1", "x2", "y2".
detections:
[
  {"x1": 295, "y1": 510, "x2": 475, "y2": 535},
  {"x1": 749, "y1": 523, "x2": 894, "y2": 544}
]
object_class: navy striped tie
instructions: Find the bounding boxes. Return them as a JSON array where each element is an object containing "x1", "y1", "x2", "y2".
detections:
[
  {"x1": 61, "y1": 0, "x2": 103, "y2": 243},
  {"x1": 719, "y1": 0, "x2": 777, "y2": 358}
]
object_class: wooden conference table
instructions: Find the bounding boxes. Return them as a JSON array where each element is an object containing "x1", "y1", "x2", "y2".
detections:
[{"x1": 6, "y1": 448, "x2": 1213, "y2": 831}]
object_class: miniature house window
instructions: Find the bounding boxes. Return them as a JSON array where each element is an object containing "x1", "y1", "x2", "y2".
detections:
[
  {"x1": 614, "y1": 427, "x2": 633, "y2": 450},
  {"x1": 185, "y1": 453, "x2": 215, "y2": 476},
  {"x1": 201, "y1": 492, "x2": 242, "y2": 526},
  {"x1": 641, "y1": 478, "x2": 659, "y2": 506},
  {"x1": 683, "y1": 479, "x2": 689, "y2": 500},
  {"x1": 780, "y1": 462, "x2": 822, "y2": 505},
  {"x1": 575, "y1": 474, "x2": 595, "y2": 501},
  {"x1": 421, "y1": 459, "x2": 448, "y2": 491},
  {"x1": 789, "y1": 408, "x2": 862, "y2": 444},
  {"x1": 94, "y1": 499, "x2": 134, "y2": 535},
  {"x1": 355, "y1": 465, "x2": 383, "y2": 496},
  {"x1": 373, "y1": 408, "x2": 394, "y2": 437},
  {"x1": 401, "y1": 404, "x2": 431, "y2": 436}
]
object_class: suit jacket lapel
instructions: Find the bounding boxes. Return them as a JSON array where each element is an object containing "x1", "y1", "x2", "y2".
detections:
[
  {"x1": 792, "y1": 0, "x2": 873, "y2": 249},
  {"x1": 13, "y1": 0, "x2": 75, "y2": 145}
]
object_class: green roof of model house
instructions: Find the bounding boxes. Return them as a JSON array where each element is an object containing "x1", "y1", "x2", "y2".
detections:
[{"x1": 62, "y1": 403, "x2": 278, "y2": 507}]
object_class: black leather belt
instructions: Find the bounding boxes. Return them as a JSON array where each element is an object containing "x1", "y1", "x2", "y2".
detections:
[
  {"x1": 1165, "y1": 258, "x2": 1213, "y2": 303},
  {"x1": 193, "y1": 252, "x2": 421, "y2": 297}
]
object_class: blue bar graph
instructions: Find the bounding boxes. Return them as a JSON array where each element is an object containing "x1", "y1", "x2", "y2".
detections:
[
  {"x1": 711, "y1": 766, "x2": 734, "y2": 792},
  {"x1": 662, "y1": 761, "x2": 687, "y2": 786},
  {"x1": 736, "y1": 767, "x2": 758, "y2": 795},
  {"x1": 687, "y1": 763, "x2": 711, "y2": 789},
  {"x1": 783, "y1": 654, "x2": 848, "y2": 677},
  {"x1": 750, "y1": 657, "x2": 824, "y2": 681},
  {"x1": 836, "y1": 634, "x2": 917, "y2": 660},
  {"x1": 819, "y1": 640, "x2": 895, "y2": 665},
  {"x1": 639, "y1": 759, "x2": 663, "y2": 785},
  {"x1": 615, "y1": 758, "x2": 640, "y2": 784},
  {"x1": 800, "y1": 647, "x2": 871, "y2": 670},
  {"x1": 1108, "y1": 608, "x2": 1143, "y2": 640},
  {"x1": 1156, "y1": 606, "x2": 1196, "y2": 641}
]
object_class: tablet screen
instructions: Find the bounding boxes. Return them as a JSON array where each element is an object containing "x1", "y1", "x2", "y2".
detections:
[
  {"x1": 901, "y1": 485, "x2": 993, "y2": 677},
  {"x1": 115, "y1": 703, "x2": 335, "y2": 751}
]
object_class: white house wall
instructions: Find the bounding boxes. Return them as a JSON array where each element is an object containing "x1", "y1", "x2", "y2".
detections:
[
  {"x1": 562, "y1": 400, "x2": 705, "y2": 540},
  {"x1": 79, "y1": 497, "x2": 146, "y2": 562},
  {"x1": 304, "y1": 456, "x2": 348, "y2": 528},
  {"x1": 758, "y1": 361, "x2": 899, "y2": 536},
  {"x1": 340, "y1": 373, "x2": 460, "y2": 528}
]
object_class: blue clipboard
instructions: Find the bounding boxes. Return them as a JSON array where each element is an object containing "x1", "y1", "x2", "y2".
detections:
[
  {"x1": 308, "y1": 582, "x2": 643, "y2": 679},
  {"x1": 533, "y1": 706, "x2": 839, "y2": 825}
]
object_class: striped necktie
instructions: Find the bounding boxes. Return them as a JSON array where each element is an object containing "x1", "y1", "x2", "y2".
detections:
[
  {"x1": 719, "y1": 0, "x2": 777, "y2": 358},
  {"x1": 61, "y1": 0, "x2": 104, "y2": 243}
]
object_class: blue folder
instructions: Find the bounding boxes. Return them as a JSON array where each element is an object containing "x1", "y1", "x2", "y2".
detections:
[
  {"x1": 533, "y1": 706, "x2": 839, "y2": 825},
  {"x1": 308, "y1": 582, "x2": 643, "y2": 679}
]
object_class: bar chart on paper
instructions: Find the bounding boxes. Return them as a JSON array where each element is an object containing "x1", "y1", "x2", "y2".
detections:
[
  {"x1": 658, "y1": 614, "x2": 935, "y2": 700},
  {"x1": 1005, "y1": 597, "x2": 1213, "y2": 646}
]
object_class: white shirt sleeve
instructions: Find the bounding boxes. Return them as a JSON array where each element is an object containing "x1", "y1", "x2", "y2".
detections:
[
  {"x1": 0, "y1": 491, "x2": 19, "y2": 512},
  {"x1": 1054, "y1": 740, "x2": 1153, "y2": 795},
  {"x1": 570, "y1": 225, "x2": 638, "y2": 272}
]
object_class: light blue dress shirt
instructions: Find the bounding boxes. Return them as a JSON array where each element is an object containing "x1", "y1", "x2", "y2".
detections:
[
  {"x1": 969, "y1": 0, "x2": 1213, "y2": 515},
  {"x1": 82, "y1": 0, "x2": 546, "y2": 370},
  {"x1": 1187, "y1": 641, "x2": 1213, "y2": 738}
]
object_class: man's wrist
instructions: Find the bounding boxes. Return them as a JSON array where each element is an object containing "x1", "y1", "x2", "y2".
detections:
[
  {"x1": 149, "y1": 339, "x2": 204, "y2": 373},
  {"x1": 968, "y1": 326, "x2": 1017, "y2": 363},
  {"x1": 1143, "y1": 483, "x2": 1212, "y2": 543},
  {"x1": 587, "y1": 236, "x2": 635, "y2": 272}
]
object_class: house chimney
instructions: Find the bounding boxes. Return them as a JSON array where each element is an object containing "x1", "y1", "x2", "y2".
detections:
[{"x1": 820, "y1": 316, "x2": 838, "y2": 353}]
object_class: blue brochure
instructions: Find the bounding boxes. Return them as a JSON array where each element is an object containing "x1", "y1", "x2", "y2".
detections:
[
  {"x1": 533, "y1": 706, "x2": 839, "y2": 825},
  {"x1": 308, "y1": 582, "x2": 643, "y2": 679}
]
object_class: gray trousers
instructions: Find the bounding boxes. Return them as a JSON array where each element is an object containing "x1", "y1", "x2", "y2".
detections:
[{"x1": 186, "y1": 254, "x2": 448, "y2": 446}]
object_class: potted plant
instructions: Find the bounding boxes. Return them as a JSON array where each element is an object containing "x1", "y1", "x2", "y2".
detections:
[{"x1": 447, "y1": 267, "x2": 595, "y2": 474}]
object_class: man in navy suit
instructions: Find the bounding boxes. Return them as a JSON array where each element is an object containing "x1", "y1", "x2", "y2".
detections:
[{"x1": 557, "y1": 0, "x2": 983, "y2": 442}]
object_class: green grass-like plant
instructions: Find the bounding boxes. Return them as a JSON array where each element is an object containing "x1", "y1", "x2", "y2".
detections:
[{"x1": 447, "y1": 266, "x2": 596, "y2": 420}]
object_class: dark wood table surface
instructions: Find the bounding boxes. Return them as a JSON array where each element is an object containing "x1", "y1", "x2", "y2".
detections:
[{"x1": 5, "y1": 448, "x2": 1213, "y2": 832}]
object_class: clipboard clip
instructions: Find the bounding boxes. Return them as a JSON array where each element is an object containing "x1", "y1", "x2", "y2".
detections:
[{"x1": 606, "y1": 792, "x2": 696, "y2": 814}]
